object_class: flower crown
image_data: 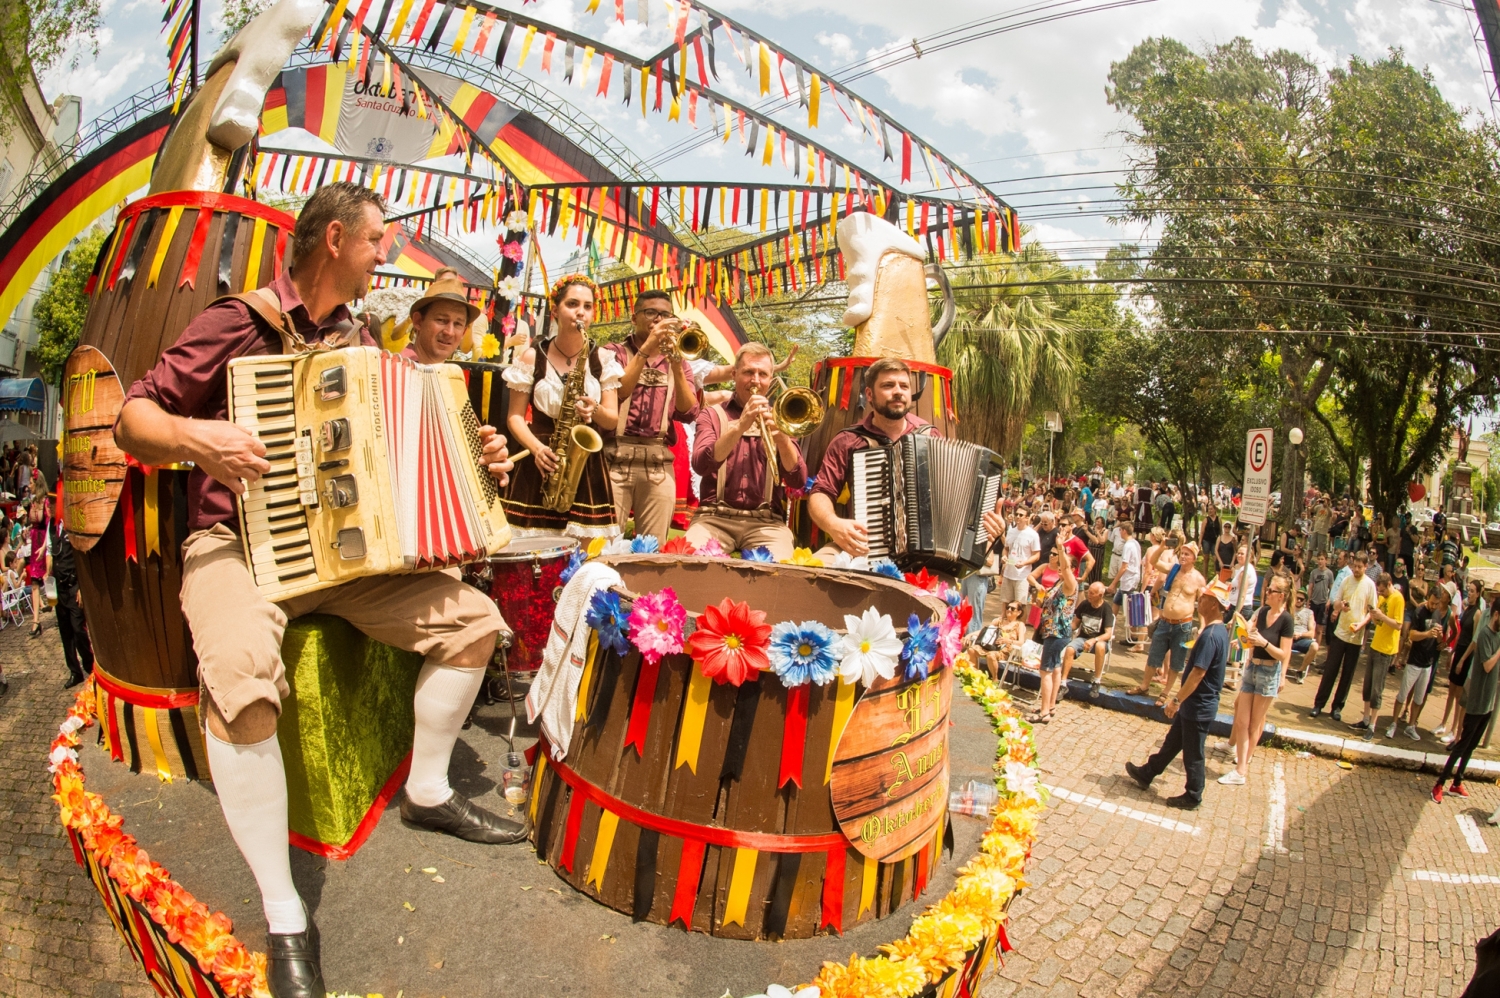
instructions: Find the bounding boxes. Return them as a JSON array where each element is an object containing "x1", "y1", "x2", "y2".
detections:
[{"x1": 548, "y1": 273, "x2": 599, "y2": 306}]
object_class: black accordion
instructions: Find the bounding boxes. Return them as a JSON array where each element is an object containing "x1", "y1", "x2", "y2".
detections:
[{"x1": 849, "y1": 434, "x2": 1004, "y2": 576}]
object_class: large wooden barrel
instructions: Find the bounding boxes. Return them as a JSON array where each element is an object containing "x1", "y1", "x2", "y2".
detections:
[
  {"x1": 74, "y1": 191, "x2": 293, "y2": 778},
  {"x1": 530, "y1": 556, "x2": 954, "y2": 939}
]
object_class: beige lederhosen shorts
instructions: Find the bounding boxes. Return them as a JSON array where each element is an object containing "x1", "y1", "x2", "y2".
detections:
[
  {"x1": 604, "y1": 437, "x2": 676, "y2": 543},
  {"x1": 180, "y1": 524, "x2": 505, "y2": 723},
  {"x1": 685, "y1": 510, "x2": 795, "y2": 562}
]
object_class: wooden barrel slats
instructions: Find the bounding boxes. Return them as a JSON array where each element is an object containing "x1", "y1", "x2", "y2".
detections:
[{"x1": 532, "y1": 556, "x2": 951, "y2": 939}]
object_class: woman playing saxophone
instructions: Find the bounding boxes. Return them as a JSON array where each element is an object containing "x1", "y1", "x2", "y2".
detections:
[{"x1": 501, "y1": 275, "x2": 622, "y2": 538}]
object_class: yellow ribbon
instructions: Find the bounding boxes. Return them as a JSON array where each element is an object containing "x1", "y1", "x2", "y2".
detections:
[
  {"x1": 529, "y1": 754, "x2": 548, "y2": 824},
  {"x1": 575, "y1": 633, "x2": 599, "y2": 721},
  {"x1": 722, "y1": 848, "x2": 759, "y2": 927},
  {"x1": 586, "y1": 809, "x2": 619, "y2": 889},
  {"x1": 858, "y1": 854, "x2": 878, "y2": 918},
  {"x1": 146, "y1": 206, "x2": 183, "y2": 288},
  {"x1": 449, "y1": 5, "x2": 476, "y2": 52},
  {"x1": 141, "y1": 707, "x2": 173, "y2": 783},
  {"x1": 518, "y1": 24, "x2": 537, "y2": 65},
  {"x1": 809, "y1": 73, "x2": 821, "y2": 128},
  {"x1": 242, "y1": 218, "x2": 268, "y2": 292},
  {"x1": 143, "y1": 468, "x2": 160, "y2": 559},
  {"x1": 826, "y1": 676, "x2": 855, "y2": 784},
  {"x1": 674, "y1": 664, "x2": 712, "y2": 772}
]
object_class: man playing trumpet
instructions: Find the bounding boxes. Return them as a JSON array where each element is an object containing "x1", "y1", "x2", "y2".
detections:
[
  {"x1": 687, "y1": 343, "x2": 807, "y2": 560},
  {"x1": 603, "y1": 290, "x2": 701, "y2": 544}
]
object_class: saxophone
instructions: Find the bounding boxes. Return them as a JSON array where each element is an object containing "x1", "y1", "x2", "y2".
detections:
[{"x1": 540, "y1": 339, "x2": 604, "y2": 512}]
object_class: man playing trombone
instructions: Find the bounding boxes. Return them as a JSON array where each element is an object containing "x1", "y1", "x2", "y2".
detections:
[
  {"x1": 687, "y1": 342, "x2": 807, "y2": 560},
  {"x1": 604, "y1": 290, "x2": 701, "y2": 544}
]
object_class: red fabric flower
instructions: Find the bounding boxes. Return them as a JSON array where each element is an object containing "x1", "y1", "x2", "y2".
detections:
[
  {"x1": 661, "y1": 535, "x2": 697, "y2": 556},
  {"x1": 686, "y1": 597, "x2": 772, "y2": 685},
  {"x1": 904, "y1": 568, "x2": 940, "y2": 593}
]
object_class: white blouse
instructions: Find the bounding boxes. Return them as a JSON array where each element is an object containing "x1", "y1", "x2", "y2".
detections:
[{"x1": 504, "y1": 348, "x2": 624, "y2": 420}]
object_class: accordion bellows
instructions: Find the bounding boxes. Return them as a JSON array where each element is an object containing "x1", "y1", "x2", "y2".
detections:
[
  {"x1": 852, "y1": 435, "x2": 1003, "y2": 576},
  {"x1": 228, "y1": 347, "x2": 512, "y2": 600}
]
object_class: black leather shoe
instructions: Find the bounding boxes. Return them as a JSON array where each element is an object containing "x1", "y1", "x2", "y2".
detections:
[
  {"x1": 64, "y1": 674, "x2": 85, "y2": 689},
  {"x1": 400, "y1": 791, "x2": 530, "y2": 844},
  {"x1": 266, "y1": 923, "x2": 323, "y2": 998},
  {"x1": 1125, "y1": 762, "x2": 1152, "y2": 790},
  {"x1": 1164, "y1": 794, "x2": 1200, "y2": 811}
]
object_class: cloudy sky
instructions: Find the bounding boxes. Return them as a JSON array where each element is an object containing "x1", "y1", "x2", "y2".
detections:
[{"x1": 41, "y1": 0, "x2": 1496, "y2": 266}]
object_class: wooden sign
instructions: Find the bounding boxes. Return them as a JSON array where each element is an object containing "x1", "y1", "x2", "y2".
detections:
[
  {"x1": 829, "y1": 660, "x2": 953, "y2": 863},
  {"x1": 62, "y1": 345, "x2": 127, "y2": 552}
]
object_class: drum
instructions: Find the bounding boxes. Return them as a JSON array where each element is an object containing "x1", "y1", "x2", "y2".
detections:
[
  {"x1": 72, "y1": 191, "x2": 294, "y2": 780},
  {"x1": 476, "y1": 535, "x2": 579, "y2": 672},
  {"x1": 530, "y1": 556, "x2": 953, "y2": 940}
]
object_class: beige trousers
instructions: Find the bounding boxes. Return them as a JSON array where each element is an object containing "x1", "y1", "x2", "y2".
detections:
[
  {"x1": 685, "y1": 511, "x2": 795, "y2": 561},
  {"x1": 604, "y1": 438, "x2": 676, "y2": 544},
  {"x1": 180, "y1": 525, "x2": 504, "y2": 723}
]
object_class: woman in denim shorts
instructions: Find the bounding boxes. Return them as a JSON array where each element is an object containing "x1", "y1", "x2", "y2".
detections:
[
  {"x1": 1027, "y1": 546, "x2": 1079, "y2": 724},
  {"x1": 1220, "y1": 575, "x2": 1296, "y2": 786}
]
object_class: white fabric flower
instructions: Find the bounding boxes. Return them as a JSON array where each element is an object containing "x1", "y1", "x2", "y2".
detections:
[
  {"x1": 59, "y1": 716, "x2": 84, "y2": 735},
  {"x1": 829, "y1": 551, "x2": 870, "y2": 572},
  {"x1": 1002, "y1": 761, "x2": 1040, "y2": 801},
  {"x1": 505, "y1": 209, "x2": 529, "y2": 233},
  {"x1": 48, "y1": 744, "x2": 77, "y2": 772},
  {"x1": 498, "y1": 275, "x2": 522, "y2": 299},
  {"x1": 838, "y1": 606, "x2": 902, "y2": 686},
  {"x1": 602, "y1": 537, "x2": 634, "y2": 556}
]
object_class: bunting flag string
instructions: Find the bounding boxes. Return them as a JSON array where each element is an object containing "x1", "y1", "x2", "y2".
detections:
[{"x1": 160, "y1": 0, "x2": 199, "y2": 110}]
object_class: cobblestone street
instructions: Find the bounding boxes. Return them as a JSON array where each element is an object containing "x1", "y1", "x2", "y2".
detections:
[{"x1": 3, "y1": 619, "x2": 1496, "y2": 998}]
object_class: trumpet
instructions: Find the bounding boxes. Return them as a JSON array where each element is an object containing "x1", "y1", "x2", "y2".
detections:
[
  {"x1": 753, "y1": 377, "x2": 826, "y2": 481},
  {"x1": 663, "y1": 320, "x2": 709, "y2": 362}
]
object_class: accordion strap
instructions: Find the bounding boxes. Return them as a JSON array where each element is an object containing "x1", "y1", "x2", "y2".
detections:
[{"x1": 216, "y1": 288, "x2": 359, "y2": 355}]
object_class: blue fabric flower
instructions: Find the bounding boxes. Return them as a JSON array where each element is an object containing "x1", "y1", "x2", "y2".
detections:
[
  {"x1": 558, "y1": 549, "x2": 587, "y2": 584},
  {"x1": 630, "y1": 534, "x2": 661, "y2": 554},
  {"x1": 943, "y1": 587, "x2": 962, "y2": 607},
  {"x1": 901, "y1": 613, "x2": 939, "y2": 680},
  {"x1": 768, "y1": 620, "x2": 840, "y2": 687},
  {"x1": 586, "y1": 590, "x2": 630, "y2": 656},
  {"x1": 741, "y1": 546, "x2": 775, "y2": 562},
  {"x1": 870, "y1": 558, "x2": 904, "y2": 581}
]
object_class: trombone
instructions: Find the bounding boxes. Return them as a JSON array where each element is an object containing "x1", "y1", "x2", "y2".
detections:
[{"x1": 754, "y1": 377, "x2": 825, "y2": 480}]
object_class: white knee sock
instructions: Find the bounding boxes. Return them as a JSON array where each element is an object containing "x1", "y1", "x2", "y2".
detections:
[
  {"x1": 204, "y1": 729, "x2": 306, "y2": 934},
  {"x1": 404, "y1": 660, "x2": 485, "y2": 808}
]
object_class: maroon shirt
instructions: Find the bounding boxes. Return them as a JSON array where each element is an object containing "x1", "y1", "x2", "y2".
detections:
[
  {"x1": 123, "y1": 270, "x2": 374, "y2": 532},
  {"x1": 604, "y1": 337, "x2": 700, "y2": 445},
  {"x1": 691, "y1": 396, "x2": 807, "y2": 516},
  {"x1": 811, "y1": 410, "x2": 932, "y2": 513}
]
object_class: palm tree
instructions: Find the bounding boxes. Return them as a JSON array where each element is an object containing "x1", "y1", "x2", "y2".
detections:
[{"x1": 938, "y1": 241, "x2": 1080, "y2": 456}]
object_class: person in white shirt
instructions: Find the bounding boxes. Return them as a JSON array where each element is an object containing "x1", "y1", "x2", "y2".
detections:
[
  {"x1": 1105, "y1": 522, "x2": 1143, "y2": 644},
  {"x1": 996, "y1": 518, "x2": 1040, "y2": 608},
  {"x1": 1310, "y1": 550, "x2": 1377, "y2": 722},
  {"x1": 1225, "y1": 544, "x2": 1258, "y2": 621}
]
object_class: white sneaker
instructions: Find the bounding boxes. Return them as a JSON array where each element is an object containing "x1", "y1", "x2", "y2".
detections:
[
  {"x1": 1433, "y1": 726, "x2": 1447, "y2": 738},
  {"x1": 1218, "y1": 771, "x2": 1247, "y2": 786},
  {"x1": 1384, "y1": 723, "x2": 1397, "y2": 739},
  {"x1": 1404, "y1": 725, "x2": 1421, "y2": 742}
]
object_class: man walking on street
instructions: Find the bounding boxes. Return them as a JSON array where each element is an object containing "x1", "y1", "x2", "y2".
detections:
[
  {"x1": 1125, "y1": 589, "x2": 1231, "y2": 810},
  {"x1": 1311, "y1": 551, "x2": 1377, "y2": 722}
]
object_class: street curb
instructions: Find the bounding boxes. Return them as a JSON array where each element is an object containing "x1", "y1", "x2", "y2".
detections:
[{"x1": 1001, "y1": 670, "x2": 1498, "y2": 781}]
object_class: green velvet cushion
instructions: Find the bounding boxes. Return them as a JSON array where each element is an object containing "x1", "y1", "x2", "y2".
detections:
[{"x1": 277, "y1": 615, "x2": 422, "y2": 850}]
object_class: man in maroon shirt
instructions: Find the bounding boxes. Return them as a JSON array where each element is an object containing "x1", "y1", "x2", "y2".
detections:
[
  {"x1": 115, "y1": 184, "x2": 517, "y2": 998},
  {"x1": 402, "y1": 267, "x2": 478, "y2": 364},
  {"x1": 686, "y1": 342, "x2": 806, "y2": 560},
  {"x1": 604, "y1": 289, "x2": 699, "y2": 543}
]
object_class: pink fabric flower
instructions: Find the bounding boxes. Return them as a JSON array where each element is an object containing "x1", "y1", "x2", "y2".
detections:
[
  {"x1": 696, "y1": 537, "x2": 727, "y2": 558},
  {"x1": 502, "y1": 240, "x2": 525, "y2": 262},
  {"x1": 500, "y1": 314, "x2": 517, "y2": 335},
  {"x1": 937, "y1": 607, "x2": 964, "y2": 667},
  {"x1": 628, "y1": 587, "x2": 687, "y2": 664}
]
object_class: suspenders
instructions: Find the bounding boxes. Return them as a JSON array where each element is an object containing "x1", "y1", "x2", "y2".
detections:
[{"x1": 707, "y1": 403, "x2": 776, "y2": 511}]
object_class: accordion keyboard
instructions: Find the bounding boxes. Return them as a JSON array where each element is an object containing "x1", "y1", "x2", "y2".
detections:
[
  {"x1": 231, "y1": 358, "x2": 318, "y2": 591},
  {"x1": 850, "y1": 446, "x2": 894, "y2": 560}
]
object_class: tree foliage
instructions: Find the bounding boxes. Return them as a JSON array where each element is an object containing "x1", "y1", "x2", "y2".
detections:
[
  {"x1": 1107, "y1": 39, "x2": 1500, "y2": 518},
  {"x1": 0, "y1": 0, "x2": 102, "y2": 142},
  {"x1": 33, "y1": 228, "x2": 106, "y2": 386}
]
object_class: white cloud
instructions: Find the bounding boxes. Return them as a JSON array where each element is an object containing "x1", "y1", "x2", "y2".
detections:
[{"x1": 38, "y1": 28, "x2": 151, "y2": 108}]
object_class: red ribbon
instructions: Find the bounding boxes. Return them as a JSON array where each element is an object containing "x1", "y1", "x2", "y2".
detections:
[
  {"x1": 558, "y1": 786, "x2": 587, "y2": 872},
  {"x1": 543, "y1": 747, "x2": 847, "y2": 853},
  {"x1": 105, "y1": 211, "x2": 140, "y2": 291},
  {"x1": 104, "y1": 692, "x2": 123, "y2": 762},
  {"x1": 130, "y1": 905, "x2": 161, "y2": 976},
  {"x1": 997, "y1": 922, "x2": 1012, "y2": 952},
  {"x1": 93, "y1": 667, "x2": 198, "y2": 710},
  {"x1": 623, "y1": 656, "x2": 661, "y2": 756},
  {"x1": 121, "y1": 467, "x2": 137, "y2": 563},
  {"x1": 113, "y1": 188, "x2": 294, "y2": 232},
  {"x1": 668, "y1": 837, "x2": 706, "y2": 929},
  {"x1": 66, "y1": 827, "x2": 84, "y2": 868},
  {"x1": 819, "y1": 846, "x2": 846, "y2": 933},
  {"x1": 914, "y1": 842, "x2": 930, "y2": 900},
  {"x1": 178, "y1": 207, "x2": 214, "y2": 289},
  {"x1": 778, "y1": 684, "x2": 809, "y2": 789}
]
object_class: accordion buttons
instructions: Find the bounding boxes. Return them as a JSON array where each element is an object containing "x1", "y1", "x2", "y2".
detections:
[
  {"x1": 320, "y1": 418, "x2": 352, "y2": 452},
  {"x1": 334, "y1": 527, "x2": 367, "y2": 560},
  {"x1": 318, "y1": 365, "x2": 348, "y2": 400},
  {"x1": 324, "y1": 475, "x2": 360, "y2": 508}
]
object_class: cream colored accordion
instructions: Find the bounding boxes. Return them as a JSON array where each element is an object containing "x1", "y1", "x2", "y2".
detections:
[{"x1": 227, "y1": 347, "x2": 512, "y2": 600}]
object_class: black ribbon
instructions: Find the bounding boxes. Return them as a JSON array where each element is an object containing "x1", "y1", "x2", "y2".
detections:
[
  {"x1": 216, "y1": 212, "x2": 241, "y2": 293},
  {"x1": 763, "y1": 852, "x2": 800, "y2": 938},
  {"x1": 117, "y1": 209, "x2": 157, "y2": 288},
  {"x1": 632, "y1": 829, "x2": 659, "y2": 921},
  {"x1": 372, "y1": 0, "x2": 395, "y2": 37},
  {"x1": 718, "y1": 676, "x2": 761, "y2": 783},
  {"x1": 168, "y1": 708, "x2": 199, "y2": 781},
  {"x1": 534, "y1": 772, "x2": 564, "y2": 861},
  {"x1": 120, "y1": 704, "x2": 142, "y2": 775},
  {"x1": 495, "y1": 20, "x2": 514, "y2": 66},
  {"x1": 943, "y1": 817, "x2": 955, "y2": 858},
  {"x1": 426, "y1": 0, "x2": 457, "y2": 50},
  {"x1": 889, "y1": 857, "x2": 905, "y2": 909},
  {"x1": 586, "y1": 647, "x2": 620, "y2": 730}
]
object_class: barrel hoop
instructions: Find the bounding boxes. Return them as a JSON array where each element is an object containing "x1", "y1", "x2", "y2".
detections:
[
  {"x1": 93, "y1": 666, "x2": 199, "y2": 710},
  {"x1": 113, "y1": 190, "x2": 294, "y2": 232},
  {"x1": 542, "y1": 742, "x2": 849, "y2": 854}
]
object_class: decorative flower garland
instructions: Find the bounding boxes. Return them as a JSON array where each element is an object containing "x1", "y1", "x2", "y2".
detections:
[{"x1": 50, "y1": 681, "x2": 266, "y2": 997}]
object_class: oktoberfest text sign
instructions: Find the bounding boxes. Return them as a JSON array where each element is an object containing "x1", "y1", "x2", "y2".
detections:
[
  {"x1": 829, "y1": 660, "x2": 952, "y2": 863},
  {"x1": 62, "y1": 346, "x2": 127, "y2": 552}
]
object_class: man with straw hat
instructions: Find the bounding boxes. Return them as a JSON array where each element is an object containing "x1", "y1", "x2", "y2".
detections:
[{"x1": 403, "y1": 267, "x2": 480, "y2": 365}]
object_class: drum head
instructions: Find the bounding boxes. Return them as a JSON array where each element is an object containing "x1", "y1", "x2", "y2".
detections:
[{"x1": 490, "y1": 535, "x2": 579, "y2": 562}]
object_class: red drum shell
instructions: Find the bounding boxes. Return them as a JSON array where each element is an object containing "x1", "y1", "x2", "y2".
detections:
[{"x1": 486, "y1": 536, "x2": 579, "y2": 672}]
